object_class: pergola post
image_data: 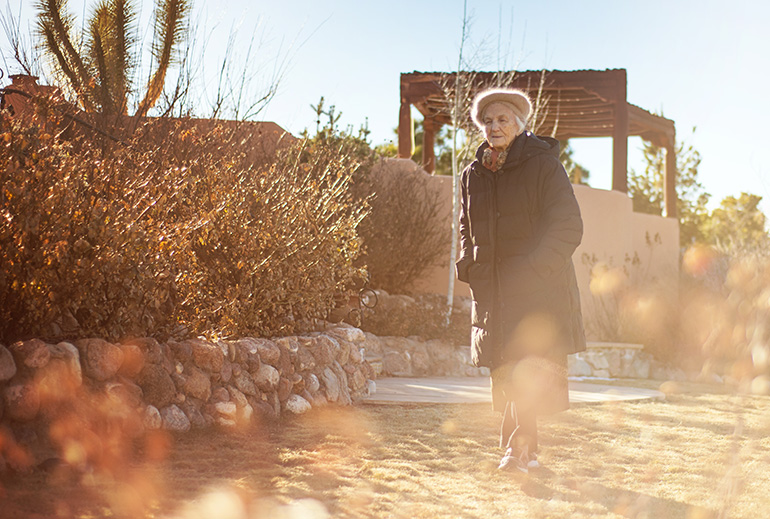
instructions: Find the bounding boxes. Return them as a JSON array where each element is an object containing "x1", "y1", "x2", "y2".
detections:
[
  {"x1": 664, "y1": 140, "x2": 678, "y2": 218},
  {"x1": 398, "y1": 98, "x2": 413, "y2": 159},
  {"x1": 422, "y1": 117, "x2": 438, "y2": 173},
  {"x1": 612, "y1": 77, "x2": 629, "y2": 193}
]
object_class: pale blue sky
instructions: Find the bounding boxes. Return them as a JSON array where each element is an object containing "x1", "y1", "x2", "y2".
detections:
[{"x1": 5, "y1": 0, "x2": 770, "y2": 215}]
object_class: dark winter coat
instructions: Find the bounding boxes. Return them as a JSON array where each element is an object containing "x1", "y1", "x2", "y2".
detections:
[{"x1": 456, "y1": 131, "x2": 586, "y2": 370}]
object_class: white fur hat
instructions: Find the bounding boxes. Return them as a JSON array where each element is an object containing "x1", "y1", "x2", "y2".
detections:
[{"x1": 470, "y1": 88, "x2": 532, "y2": 129}]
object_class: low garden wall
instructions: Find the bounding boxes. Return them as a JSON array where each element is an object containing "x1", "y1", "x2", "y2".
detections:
[
  {"x1": 569, "y1": 342, "x2": 686, "y2": 381},
  {"x1": 363, "y1": 334, "x2": 489, "y2": 378},
  {"x1": 0, "y1": 329, "x2": 682, "y2": 433},
  {"x1": 0, "y1": 325, "x2": 375, "y2": 468},
  {"x1": 367, "y1": 335, "x2": 686, "y2": 382}
]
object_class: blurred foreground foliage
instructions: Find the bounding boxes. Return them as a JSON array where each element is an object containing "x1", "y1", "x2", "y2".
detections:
[
  {"x1": 0, "y1": 103, "x2": 369, "y2": 343},
  {"x1": 679, "y1": 246, "x2": 770, "y2": 387},
  {"x1": 584, "y1": 239, "x2": 770, "y2": 384}
]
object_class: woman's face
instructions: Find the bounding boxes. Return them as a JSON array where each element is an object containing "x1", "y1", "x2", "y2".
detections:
[{"x1": 482, "y1": 103, "x2": 522, "y2": 150}]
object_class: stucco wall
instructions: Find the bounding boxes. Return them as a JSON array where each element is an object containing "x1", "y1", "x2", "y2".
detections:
[
  {"x1": 403, "y1": 162, "x2": 680, "y2": 339},
  {"x1": 572, "y1": 185, "x2": 680, "y2": 339}
]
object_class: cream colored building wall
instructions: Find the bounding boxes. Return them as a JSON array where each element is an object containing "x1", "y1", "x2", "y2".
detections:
[
  {"x1": 407, "y1": 167, "x2": 681, "y2": 332},
  {"x1": 572, "y1": 185, "x2": 635, "y2": 292},
  {"x1": 573, "y1": 185, "x2": 680, "y2": 339},
  {"x1": 629, "y1": 211, "x2": 681, "y2": 286}
]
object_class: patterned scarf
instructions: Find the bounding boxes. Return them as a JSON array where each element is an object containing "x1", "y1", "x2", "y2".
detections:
[{"x1": 482, "y1": 145, "x2": 509, "y2": 172}]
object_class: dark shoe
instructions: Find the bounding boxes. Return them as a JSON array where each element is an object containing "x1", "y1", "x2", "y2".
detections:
[
  {"x1": 498, "y1": 448, "x2": 528, "y2": 474},
  {"x1": 527, "y1": 452, "x2": 540, "y2": 469}
]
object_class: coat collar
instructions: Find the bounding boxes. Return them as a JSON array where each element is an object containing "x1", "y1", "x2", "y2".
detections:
[
  {"x1": 474, "y1": 131, "x2": 528, "y2": 173},
  {"x1": 473, "y1": 131, "x2": 560, "y2": 174}
]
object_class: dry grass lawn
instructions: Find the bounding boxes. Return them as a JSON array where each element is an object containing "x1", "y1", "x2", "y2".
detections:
[{"x1": 2, "y1": 380, "x2": 769, "y2": 518}]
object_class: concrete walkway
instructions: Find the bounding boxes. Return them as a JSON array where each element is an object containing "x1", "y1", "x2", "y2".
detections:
[{"x1": 362, "y1": 377, "x2": 665, "y2": 405}]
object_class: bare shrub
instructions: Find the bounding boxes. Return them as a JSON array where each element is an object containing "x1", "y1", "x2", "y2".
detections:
[
  {"x1": 303, "y1": 99, "x2": 448, "y2": 297},
  {"x1": 0, "y1": 103, "x2": 367, "y2": 343},
  {"x1": 358, "y1": 159, "x2": 450, "y2": 295}
]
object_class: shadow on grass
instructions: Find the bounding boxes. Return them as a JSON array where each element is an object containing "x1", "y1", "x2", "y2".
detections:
[
  {"x1": 581, "y1": 485, "x2": 715, "y2": 519},
  {"x1": 521, "y1": 469, "x2": 717, "y2": 519}
]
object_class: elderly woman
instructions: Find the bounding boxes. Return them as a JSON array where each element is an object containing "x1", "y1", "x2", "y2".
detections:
[{"x1": 456, "y1": 88, "x2": 586, "y2": 473}]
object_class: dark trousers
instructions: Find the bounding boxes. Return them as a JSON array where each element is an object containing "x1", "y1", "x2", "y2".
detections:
[
  {"x1": 492, "y1": 353, "x2": 568, "y2": 455},
  {"x1": 500, "y1": 399, "x2": 538, "y2": 454}
]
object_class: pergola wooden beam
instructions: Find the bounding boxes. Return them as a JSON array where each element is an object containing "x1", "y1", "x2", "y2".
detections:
[
  {"x1": 398, "y1": 97, "x2": 413, "y2": 159},
  {"x1": 422, "y1": 117, "x2": 438, "y2": 173},
  {"x1": 399, "y1": 69, "x2": 678, "y2": 218},
  {"x1": 612, "y1": 70, "x2": 629, "y2": 193}
]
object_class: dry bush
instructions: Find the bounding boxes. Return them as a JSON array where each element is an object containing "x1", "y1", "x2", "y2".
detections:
[
  {"x1": 0, "y1": 105, "x2": 367, "y2": 343},
  {"x1": 152, "y1": 123, "x2": 369, "y2": 338},
  {"x1": 357, "y1": 159, "x2": 450, "y2": 295},
  {"x1": 0, "y1": 109, "x2": 179, "y2": 341}
]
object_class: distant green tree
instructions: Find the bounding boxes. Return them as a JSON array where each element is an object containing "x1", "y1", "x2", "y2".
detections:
[
  {"x1": 375, "y1": 118, "x2": 453, "y2": 175},
  {"x1": 707, "y1": 193, "x2": 769, "y2": 252},
  {"x1": 560, "y1": 140, "x2": 590, "y2": 185},
  {"x1": 629, "y1": 135, "x2": 770, "y2": 251},
  {"x1": 629, "y1": 136, "x2": 710, "y2": 246},
  {"x1": 372, "y1": 140, "x2": 397, "y2": 157}
]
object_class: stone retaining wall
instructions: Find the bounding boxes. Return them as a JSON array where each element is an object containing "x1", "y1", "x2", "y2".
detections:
[
  {"x1": 364, "y1": 335, "x2": 686, "y2": 382},
  {"x1": 362, "y1": 291, "x2": 687, "y2": 381},
  {"x1": 361, "y1": 333, "x2": 489, "y2": 378},
  {"x1": 569, "y1": 342, "x2": 651, "y2": 379},
  {"x1": 0, "y1": 324, "x2": 376, "y2": 470},
  {"x1": 568, "y1": 342, "x2": 687, "y2": 381}
]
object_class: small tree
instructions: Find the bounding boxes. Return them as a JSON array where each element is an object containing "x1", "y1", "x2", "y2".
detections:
[
  {"x1": 707, "y1": 193, "x2": 769, "y2": 253},
  {"x1": 375, "y1": 118, "x2": 454, "y2": 176},
  {"x1": 629, "y1": 135, "x2": 710, "y2": 246},
  {"x1": 438, "y1": 40, "x2": 551, "y2": 314},
  {"x1": 560, "y1": 140, "x2": 590, "y2": 185}
]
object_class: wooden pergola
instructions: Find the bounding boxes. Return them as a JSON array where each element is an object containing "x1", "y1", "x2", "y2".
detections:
[{"x1": 398, "y1": 69, "x2": 677, "y2": 218}]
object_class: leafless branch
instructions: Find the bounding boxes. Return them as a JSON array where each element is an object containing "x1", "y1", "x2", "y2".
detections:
[{"x1": 1, "y1": 0, "x2": 39, "y2": 75}]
